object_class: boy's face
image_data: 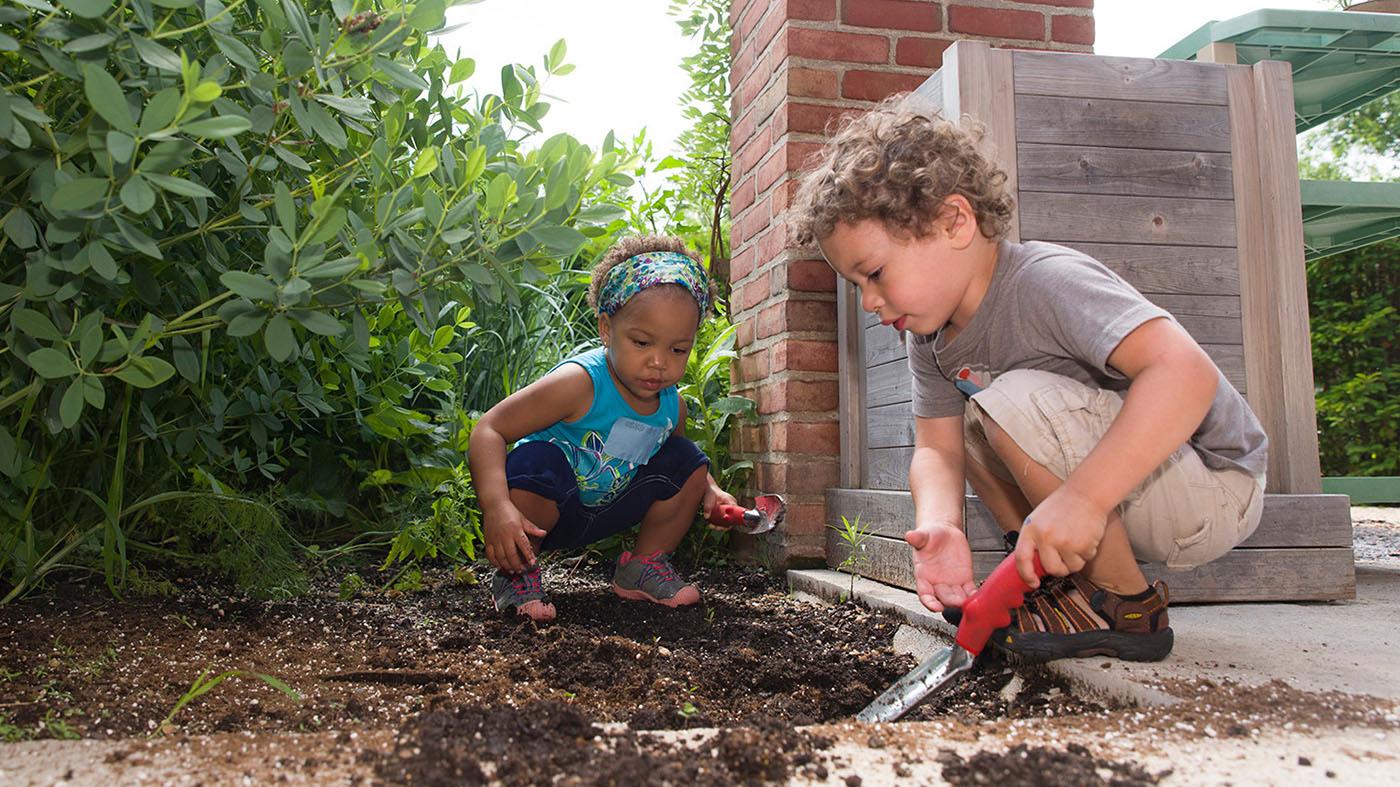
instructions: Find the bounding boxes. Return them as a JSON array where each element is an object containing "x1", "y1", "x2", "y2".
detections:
[
  {"x1": 598, "y1": 286, "x2": 698, "y2": 411},
  {"x1": 817, "y1": 213, "x2": 974, "y2": 337}
]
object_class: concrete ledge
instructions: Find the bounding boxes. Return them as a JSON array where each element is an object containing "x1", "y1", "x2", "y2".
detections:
[{"x1": 789, "y1": 569, "x2": 1183, "y2": 708}]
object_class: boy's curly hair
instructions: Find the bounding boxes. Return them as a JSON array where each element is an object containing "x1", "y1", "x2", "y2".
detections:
[
  {"x1": 790, "y1": 94, "x2": 1015, "y2": 245},
  {"x1": 587, "y1": 234, "x2": 714, "y2": 316}
]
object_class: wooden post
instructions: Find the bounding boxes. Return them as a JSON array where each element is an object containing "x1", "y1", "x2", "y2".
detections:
[
  {"x1": 837, "y1": 278, "x2": 866, "y2": 488},
  {"x1": 941, "y1": 41, "x2": 1020, "y2": 241}
]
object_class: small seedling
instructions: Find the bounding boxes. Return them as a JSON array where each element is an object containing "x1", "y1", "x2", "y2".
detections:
[
  {"x1": 679, "y1": 701, "x2": 700, "y2": 719},
  {"x1": 338, "y1": 573, "x2": 366, "y2": 601},
  {"x1": 156, "y1": 667, "x2": 300, "y2": 735},
  {"x1": 828, "y1": 515, "x2": 872, "y2": 601}
]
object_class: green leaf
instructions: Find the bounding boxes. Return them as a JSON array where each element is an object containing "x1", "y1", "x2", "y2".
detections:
[
  {"x1": 449, "y1": 58, "x2": 475, "y2": 85},
  {"x1": 61, "y1": 0, "x2": 115, "y2": 19},
  {"x1": 291, "y1": 310, "x2": 344, "y2": 336},
  {"x1": 191, "y1": 81, "x2": 222, "y2": 103},
  {"x1": 227, "y1": 311, "x2": 266, "y2": 337},
  {"x1": 525, "y1": 225, "x2": 586, "y2": 255},
  {"x1": 547, "y1": 39, "x2": 567, "y2": 71},
  {"x1": 26, "y1": 348, "x2": 79, "y2": 379},
  {"x1": 82, "y1": 376, "x2": 105, "y2": 408},
  {"x1": 305, "y1": 102, "x2": 347, "y2": 149},
  {"x1": 463, "y1": 145, "x2": 486, "y2": 182},
  {"x1": 83, "y1": 64, "x2": 136, "y2": 133},
  {"x1": 220, "y1": 271, "x2": 277, "y2": 301},
  {"x1": 412, "y1": 148, "x2": 438, "y2": 179},
  {"x1": 306, "y1": 207, "x2": 346, "y2": 245},
  {"x1": 131, "y1": 35, "x2": 182, "y2": 72},
  {"x1": 264, "y1": 315, "x2": 296, "y2": 362},
  {"x1": 51, "y1": 177, "x2": 109, "y2": 212},
  {"x1": 87, "y1": 241, "x2": 118, "y2": 279},
  {"x1": 181, "y1": 114, "x2": 252, "y2": 139},
  {"x1": 114, "y1": 356, "x2": 175, "y2": 388},
  {"x1": 13, "y1": 308, "x2": 62, "y2": 341},
  {"x1": 373, "y1": 56, "x2": 428, "y2": 93},
  {"x1": 173, "y1": 337, "x2": 199, "y2": 383},
  {"x1": 64, "y1": 32, "x2": 117, "y2": 53},
  {"x1": 406, "y1": 0, "x2": 446, "y2": 31},
  {"x1": 139, "y1": 88, "x2": 181, "y2": 135},
  {"x1": 3, "y1": 208, "x2": 37, "y2": 248},
  {"x1": 107, "y1": 130, "x2": 135, "y2": 164},
  {"x1": 60, "y1": 381, "x2": 84, "y2": 428},
  {"x1": 120, "y1": 175, "x2": 157, "y2": 214},
  {"x1": 143, "y1": 172, "x2": 217, "y2": 198},
  {"x1": 485, "y1": 172, "x2": 515, "y2": 217},
  {"x1": 274, "y1": 182, "x2": 296, "y2": 236}
]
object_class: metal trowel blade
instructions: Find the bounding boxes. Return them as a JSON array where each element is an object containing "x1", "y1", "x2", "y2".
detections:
[
  {"x1": 856, "y1": 643, "x2": 975, "y2": 723},
  {"x1": 736, "y1": 493, "x2": 785, "y2": 535}
]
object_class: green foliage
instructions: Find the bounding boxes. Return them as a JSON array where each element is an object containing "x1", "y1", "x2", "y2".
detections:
[
  {"x1": 157, "y1": 666, "x2": 300, "y2": 734},
  {"x1": 1307, "y1": 240, "x2": 1399, "y2": 476},
  {"x1": 829, "y1": 514, "x2": 871, "y2": 600},
  {"x1": 0, "y1": 0, "x2": 635, "y2": 598}
]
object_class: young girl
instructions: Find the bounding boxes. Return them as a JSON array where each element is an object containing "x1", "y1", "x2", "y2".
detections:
[{"x1": 468, "y1": 235, "x2": 737, "y2": 621}]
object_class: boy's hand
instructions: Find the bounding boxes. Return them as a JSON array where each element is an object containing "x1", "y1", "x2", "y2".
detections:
[
  {"x1": 701, "y1": 474, "x2": 737, "y2": 520},
  {"x1": 904, "y1": 526, "x2": 977, "y2": 613},
  {"x1": 1014, "y1": 486, "x2": 1108, "y2": 586},
  {"x1": 483, "y1": 502, "x2": 548, "y2": 574}
]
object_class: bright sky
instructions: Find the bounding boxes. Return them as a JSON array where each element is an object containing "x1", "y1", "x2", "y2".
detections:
[{"x1": 435, "y1": 0, "x2": 1342, "y2": 153}]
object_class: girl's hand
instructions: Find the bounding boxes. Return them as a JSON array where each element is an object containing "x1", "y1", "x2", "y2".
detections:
[
  {"x1": 482, "y1": 502, "x2": 548, "y2": 574},
  {"x1": 904, "y1": 526, "x2": 977, "y2": 613},
  {"x1": 701, "y1": 474, "x2": 736, "y2": 519},
  {"x1": 1014, "y1": 486, "x2": 1108, "y2": 586}
]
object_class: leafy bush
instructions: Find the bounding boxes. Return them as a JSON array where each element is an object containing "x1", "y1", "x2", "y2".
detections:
[
  {"x1": 0, "y1": 0, "x2": 638, "y2": 599},
  {"x1": 1308, "y1": 240, "x2": 1399, "y2": 476}
]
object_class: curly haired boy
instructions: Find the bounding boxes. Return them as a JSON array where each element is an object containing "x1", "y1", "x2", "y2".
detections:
[{"x1": 790, "y1": 97, "x2": 1268, "y2": 662}]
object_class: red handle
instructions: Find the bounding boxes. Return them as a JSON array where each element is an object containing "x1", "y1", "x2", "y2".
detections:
[
  {"x1": 709, "y1": 504, "x2": 748, "y2": 528},
  {"x1": 954, "y1": 552, "x2": 1046, "y2": 656}
]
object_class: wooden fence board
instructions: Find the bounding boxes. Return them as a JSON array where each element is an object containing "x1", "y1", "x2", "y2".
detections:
[
  {"x1": 1013, "y1": 51, "x2": 1230, "y2": 105},
  {"x1": 1019, "y1": 144, "x2": 1234, "y2": 200},
  {"x1": 1017, "y1": 95, "x2": 1232, "y2": 153},
  {"x1": 1063, "y1": 243, "x2": 1240, "y2": 296},
  {"x1": 1019, "y1": 192, "x2": 1237, "y2": 247}
]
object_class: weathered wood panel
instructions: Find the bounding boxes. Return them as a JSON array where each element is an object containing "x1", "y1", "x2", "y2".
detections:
[
  {"x1": 1019, "y1": 193, "x2": 1237, "y2": 247},
  {"x1": 1018, "y1": 144, "x2": 1234, "y2": 200},
  {"x1": 826, "y1": 488, "x2": 1353, "y2": 549},
  {"x1": 838, "y1": 278, "x2": 867, "y2": 488},
  {"x1": 1151, "y1": 294, "x2": 1243, "y2": 344},
  {"x1": 867, "y1": 446, "x2": 914, "y2": 490},
  {"x1": 866, "y1": 359, "x2": 911, "y2": 409},
  {"x1": 866, "y1": 401, "x2": 916, "y2": 449},
  {"x1": 1013, "y1": 51, "x2": 1230, "y2": 105},
  {"x1": 1017, "y1": 95, "x2": 1232, "y2": 153},
  {"x1": 944, "y1": 41, "x2": 1019, "y2": 241},
  {"x1": 1063, "y1": 243, "x2": 1240, "y2": 296},
  {"x1": 1230, "y1": 62, "x2": 1323, "y2": 494},
  {"x1": 865, "y1": 322, "x2": 907, "y2": 368},
  {"x1": 829, "y1": 532, "x2": 1355, "y2": 602}
]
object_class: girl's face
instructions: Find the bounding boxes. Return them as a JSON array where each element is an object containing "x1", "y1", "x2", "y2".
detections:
[{"x1": 598, "y1": 286, "x2": 700, "y2": 412}]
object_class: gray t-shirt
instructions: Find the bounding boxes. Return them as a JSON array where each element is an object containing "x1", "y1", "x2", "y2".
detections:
[{"x1": 908, "y1": 240, "x2": 1268, "y2": 479}]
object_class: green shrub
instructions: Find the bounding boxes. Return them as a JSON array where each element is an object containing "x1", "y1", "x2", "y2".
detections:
[{"x1": 0, "y1": 0, "x2": 637, "y2": 600}]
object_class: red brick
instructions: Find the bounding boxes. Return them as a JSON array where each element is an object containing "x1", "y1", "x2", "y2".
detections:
[
  {"x1": 757, "y1": 303, "x2": 784, "y2": 338},
  {"x1": 842, "y1": 70, "x2": 929, "y2": 102},
  {"x1": 781, "y1": 500, "x2": 831, "y2": 538},
  {"x1": 737, "y1": 200, "x2": 771, "y2": 244},
  {"x1": 948, "y1": 5, "x2": 1045, "y2": 41},
  {"x1": 788, "y1": 141, "x2": 827, "y2": 173},
  {"x1": 786, "y1": 299, "x2": 838, "y2": 332},
  {"x1": 1020, "y1": 0, "x2": 1092, "y2": 7},
  {"x1": 738, "y1": 53, "x2": 776, "y2": 108},
  {"x1": 788, "y1": 0, "x2": 837, "y2": 21},
  {"x1": 754, "y1": 6, "x2": 787, "y2": 54},
  {"x1": 731, "y1": 176, "x2": 756, "y2": 214},
  {"x1": 782, "y1": 457, "x2": 840, "y2": 493},
  {"x1": 739, "y1": 270, "x2": 772, "y2": 311},
  {"x1": 759, "y1": 224, "x2": 791, "y2": 263},
  {"x1": 758, "y1": 151, "x2": 786, "y2": 194},
  {"x1": 732, "y1": 45, "x2": 757, "y2": 91},
  {"x1": 731, "y1": 109, "x2": 759, "y2": 153},
  {"x1": 788, "y1": 259, "x2": 836, "y2": 292},
  {"x1": 733, "y1": 126, "x2": 772, "y2": 178},
  {"x1": 843, "y1": 0, "x2": 941, "y2": 33},
  {"x1": 1051, "y1": 14, "x2": 1094, "y2": 46},
  {"x1": 730, "y1": 245, "x2": 758, "y2": 282},
  {"x1": 736, "y1": 423, "x2": 761, "y2": 454},
  {"x1": 788, "y1": 66, "x2": 839, "y2": 99},
  {"x1": 736, "y1": 320, "x2": 755, "y2": 348},
  {"x1": 895, "y1": 36, "x2": 951, "y2": 68},
  {"x1": 737, "y1": 346, "x2": 769, "y2": 384},
  {"x1": 757, "y1": 379, "x2": 839, "y2": 415},
  {"x1": 775, "y1": 339, "x2": 839, "y2": 373},
  {"x1": 788, "y1": 27, "x2": 889, "y2": 64},
  {"x1": 736, "y1": 1, "x2": 766, "y2": 46},
  {"x1": 770, "y1": 179, "x2": 801, "y2": 213},
  {"x1": 784, "y1": 102, "x2": 860, "y2": 135},
  {"x1": 781, "y1": 420, "x2": 841, "y2": 453}
]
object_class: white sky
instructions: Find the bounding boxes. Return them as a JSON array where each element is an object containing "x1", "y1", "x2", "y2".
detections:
[{"x1": 436, "y1": 0, "x2": 1344, "y2": 153}]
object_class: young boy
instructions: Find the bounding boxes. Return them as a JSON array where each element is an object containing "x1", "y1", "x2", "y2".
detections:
[{"x1": 789, "y1": 98, "x2": 1267, "y2": 662}]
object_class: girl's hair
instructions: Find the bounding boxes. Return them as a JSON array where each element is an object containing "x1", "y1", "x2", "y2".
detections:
[
  {"x1": 790, "y1": 94, "x2": 1015, "y2": 245},
  {"x1": 587, "y1": 234, "x2": 715, "y2": 317}
]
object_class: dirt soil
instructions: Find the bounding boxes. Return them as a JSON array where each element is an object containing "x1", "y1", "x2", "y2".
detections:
[{"x1": 4, "y1": 561, "x2": 1396, "y2": 785}]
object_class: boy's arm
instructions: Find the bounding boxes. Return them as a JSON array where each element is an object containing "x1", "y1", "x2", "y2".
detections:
[
  {"x1": 469, "y1": 365, "x2": 592, "y2": 571},
  {"x1": 906, "y1": 414, "x2": 977, "y2": 612},
  {"x1": 1015, "y1": 317, "x2": 1218, "y2": 581}
]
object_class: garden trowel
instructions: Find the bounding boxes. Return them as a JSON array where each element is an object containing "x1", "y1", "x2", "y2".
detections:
[
  {"x1": 857, "y1": 552, "x2": 1046, "y2": 723},
  {"x1": 708, "y1": 494, "x2": 785, "y2": 535}
]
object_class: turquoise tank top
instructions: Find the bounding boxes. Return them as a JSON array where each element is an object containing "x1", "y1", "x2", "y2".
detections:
[{"x1": 523, "y1": 348, "x2": 680, "y2": 506}]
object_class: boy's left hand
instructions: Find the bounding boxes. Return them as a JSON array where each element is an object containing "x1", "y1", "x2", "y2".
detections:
[{"x1": 1013, "y1": 486, "x2": 1108, "y2": 586}]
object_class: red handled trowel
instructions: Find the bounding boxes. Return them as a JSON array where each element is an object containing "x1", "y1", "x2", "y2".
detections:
[
  {"x1": 857, "y1": 552, "x2": 1046, "y2": 723},
  {"x1": 707, "y1": 494, "x2": 786, "y2": 535}
]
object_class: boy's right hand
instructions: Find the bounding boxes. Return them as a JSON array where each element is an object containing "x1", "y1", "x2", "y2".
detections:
[
  {"x1": 904, "y1": 525, "x2": 977, "y2": 613},
  {"x1": 483, "y1": 503, "x2": 549, "y2": 574}
]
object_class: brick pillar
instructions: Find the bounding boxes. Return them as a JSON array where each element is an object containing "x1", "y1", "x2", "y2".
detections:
[{"x1": 727, "y1": 0, "x2": 1095, "y2": 567}]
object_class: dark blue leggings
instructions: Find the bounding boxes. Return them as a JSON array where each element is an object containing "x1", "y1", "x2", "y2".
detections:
[{"x1": 504, "y1": 436, "x2": 710, "y2": 551}]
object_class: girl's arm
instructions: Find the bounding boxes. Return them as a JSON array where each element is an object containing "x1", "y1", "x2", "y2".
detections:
[{"x1": 469, "y1": 364, "x2": 593, "y2": 572}]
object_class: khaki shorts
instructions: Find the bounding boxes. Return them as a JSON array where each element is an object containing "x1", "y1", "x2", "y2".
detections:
[{"x1": 963, "y1": 369, "x2": 1264, "y2": 570}]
